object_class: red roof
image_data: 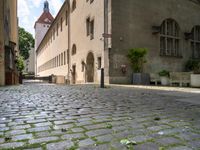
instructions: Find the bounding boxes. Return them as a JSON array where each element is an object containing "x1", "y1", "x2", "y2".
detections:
[{"x1": 34, "y1": 11, "x2": 54, "y2": 28}]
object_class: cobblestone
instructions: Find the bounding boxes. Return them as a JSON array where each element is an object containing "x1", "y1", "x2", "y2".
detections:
[
  {"x1": 0, "y1": 83, "x2": 199, "y2": 149},
  {"x1": 46, "y1": 140, "x2": 74, "y2": 150}
]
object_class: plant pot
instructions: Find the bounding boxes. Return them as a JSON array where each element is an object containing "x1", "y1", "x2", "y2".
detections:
[
  {"x1": 132, "y1": 73, "x2": 150, "y2": 85},
  {"x1": 191, "y1": 74, "x2": 200, "y2": 87},
  {"x1": 160, "y1": 76, "x2": 169, "y2": 86}
]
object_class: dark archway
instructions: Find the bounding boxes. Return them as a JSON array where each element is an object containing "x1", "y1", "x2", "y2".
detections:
[{"x1": 86, "y1": 52, "x2": 94, "y2": 82}]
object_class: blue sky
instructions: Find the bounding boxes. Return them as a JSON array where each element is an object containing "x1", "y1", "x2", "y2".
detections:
[{"x1": 18, "y1": 0, "x2": 65, "y2": 37}]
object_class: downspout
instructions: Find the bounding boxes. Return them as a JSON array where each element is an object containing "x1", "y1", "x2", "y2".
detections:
[
  {"x1": 67, "y1": 0, "x2": 71, "y2": 84},
  {"x1": 104, "y1": 0, "x2": 109, "y2": 83}
]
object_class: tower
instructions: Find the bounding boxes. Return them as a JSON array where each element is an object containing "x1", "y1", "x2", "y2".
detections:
[{"x1": 34, "y1": 0, "x2": 54, "y2": 75}]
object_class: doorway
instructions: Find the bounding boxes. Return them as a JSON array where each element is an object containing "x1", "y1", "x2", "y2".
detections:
[{"x1": 86, "y1": 52, "x2": 94, "y2": 82}]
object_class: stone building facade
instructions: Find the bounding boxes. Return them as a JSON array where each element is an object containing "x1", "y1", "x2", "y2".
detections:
[
  {"x1": 36, "y1": 0, "x2": 200, "y2": 84},
  {"x1": 0, "y1": 0, "x2": 19, "y2": 85}
]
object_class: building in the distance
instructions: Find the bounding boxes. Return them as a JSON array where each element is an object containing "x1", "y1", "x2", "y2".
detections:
[
  {"x1": 34, "y1": 0, "x2": 54, "y2": 75},
  {"x1": 24, "y1": 48, "x2": 35, "y2": 75},
  {"x1": 35, "y1": 0, "x2": 200, "y2": 84},
  {"x1": 0, "y1": 0, "x2": 19, "y2": 85}
]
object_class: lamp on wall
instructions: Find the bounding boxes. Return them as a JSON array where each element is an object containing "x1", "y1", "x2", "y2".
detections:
[
  {"x1": 152, "y1": 26, "x2": 161, "y2": 34},
  {"x1": 184, "y1": 32, "x2": 192, "y2": 40}
]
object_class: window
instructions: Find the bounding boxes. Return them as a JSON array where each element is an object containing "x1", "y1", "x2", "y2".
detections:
[
  {"x1": 86, "y1": 18, "x2": 90, "y2": 36},
  {"x1": 59, "y1": 54, "x2": 61, "y2": 66},
  {"x1": 72, "y1": 44, "x2": 77, "y2": 55},
  {"x1": 66, "y1": 11, "x2": 68, "y2": 25},
  {"x1": 160, "y1": 19, "x2": 180, "y2": 57},
  {"x1": 81, "y1": 61, "x2": 85, "y2": 72},
  {"x1": 90, "y1": 20, "x2": 94, "y2": 39},
  {"x1": 57, "y1": 56, "x2": 59, "y2": 67},
  {"x1": 72, "y1": 0, "x2": 76, "y2": 12},
  {"x1": 86, "y1": 18, "x2": 94, "y2": 39},
  {"x1": 64, "y1": 51, "x2": 66, "y2": 65},
  {"x1": 61, "y1": 53, "x2": 63, "y2": 65},
  {"x1": 61, "y1": 17, "x2": 63, "y2": 32},
  {"x1": 53, "y1": 28, "x2": 55, "y2": 40},
  {"x1": 191, "y1": 26, "x2": 200, "y2": 59},
  {"x1": 97, "y1": 57, "x2": 101, "y2": 69},
  {"x1": 57, "y1": 23, "x2": 59, "y2": 36}
]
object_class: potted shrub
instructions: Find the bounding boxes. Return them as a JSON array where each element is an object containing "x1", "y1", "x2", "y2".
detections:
[
  {"x1": 185, "y1": 59, "x2": 200, "y2": 87},
  {"x1": 158, "y1": 70, "x2": 170, "y2": 86},
  {"x1": 127, "y1": 48, "x2": 150, "y2": 85}
]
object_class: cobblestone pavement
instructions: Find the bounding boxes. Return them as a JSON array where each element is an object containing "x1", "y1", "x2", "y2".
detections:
[{"x1": 0, "y1": 83, "x2": 200, "y2": 150}]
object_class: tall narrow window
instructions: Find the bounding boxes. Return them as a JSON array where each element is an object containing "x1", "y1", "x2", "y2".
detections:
[
  {"x1": 61, "y1": 53, "x2": 63, "y2": 65},
  {"x1": 61, "y1": 17, "x2": 63, "y2": 32},
  {"x1": 160, "y1": 19, "x2": 180, "y2": 57},
  {"x1": 97, "y1": 57, "x2": 101, "y2": 69},
  {"x1": 57, "y1": 23, "x2": 59, "y2": 36},
  {"x1": 72, "y1": 0, "x2": 76, "y2": 12},
  {"x1": 86, "y1": 18, "x2": 90, "y2": 36},
  {"x1": 64, "y1": 51, "x2": 66, "y2": 65},
  {"x1": 66, "y1": 11, "x2": 68, "y2": 25},
  {"x1": 191, "y1": 26, "x2": 200, "y2": 59},
  {"x1": 72, "y1": 44, "x2": 77, "y2": 55},
  {"x1": 53, "y1": 28, "x2": 55, "y2": 40},
  {"x1": 90, "y1": 20, "x2": 94, "y2": 40}
]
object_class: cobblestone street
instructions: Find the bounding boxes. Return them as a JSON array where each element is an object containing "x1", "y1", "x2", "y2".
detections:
[{"x1": 0, "y1": 83, "x2": 200, "y2": 150}]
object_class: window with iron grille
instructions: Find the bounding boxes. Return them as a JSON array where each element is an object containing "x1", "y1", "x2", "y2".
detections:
[
  {"x1": 160, "y1": 19, "x2": 180, "y2": 57},
  {"x1": 191, "y1": 26, "x2": 200, "y2": 59}
]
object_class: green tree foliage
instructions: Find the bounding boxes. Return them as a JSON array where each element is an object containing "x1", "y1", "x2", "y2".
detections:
[
  {"x1": 127, "y1": 48, "x2": 147, "y2": 73},
  {"x1": 19, "y1": 27, "x2": 34, "y2": 60},
  {"x1": 16, "y1": 55, "x2": 25, "y2": 72}
]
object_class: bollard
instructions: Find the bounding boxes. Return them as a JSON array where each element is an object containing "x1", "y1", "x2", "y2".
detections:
[{"x1": 100, "y1": 68, "x2": 105, "y2": 88}]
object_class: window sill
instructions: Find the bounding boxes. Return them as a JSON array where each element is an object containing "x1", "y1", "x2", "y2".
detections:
[{"x1": 160, "y1": 54, "x2": 183, "y2": 59}]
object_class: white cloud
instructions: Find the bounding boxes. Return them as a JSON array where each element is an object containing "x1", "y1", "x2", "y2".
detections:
[{"x1": 30, "y1": 0, "x2": 43, "y2": 8}]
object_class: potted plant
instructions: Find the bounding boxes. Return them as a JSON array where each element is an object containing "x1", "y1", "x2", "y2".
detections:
[
  {"x1": 158, "y1": 70, "x2": 170, "y2": 86},
  {"x1": 185, "y1": 59, "x2": 200, "y2": 87},
  {"x1": 127, "y1": 48, "x2": 150, "y2": 85}
]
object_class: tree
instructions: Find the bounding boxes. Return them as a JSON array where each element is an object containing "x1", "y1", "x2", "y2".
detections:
[
  {"x1": 16, "y1": 55, "x2": 25, "y2": 72},
  {"x1": 19, "y1": 27, "x2": 34, "y2": 60}
]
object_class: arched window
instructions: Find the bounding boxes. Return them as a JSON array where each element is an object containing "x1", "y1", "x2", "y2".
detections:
[
  {"x1": 72, "y1": 44, "x2": 77, "y2": 55},
  {"x1": 160, "y1": 19, "x2": 180, "y2": 57},
  {"x1": 72, "y1": 0, "x2": 76, "y2": 12},
  {"x1": 191, "y1": 26, "x2": 200, "y2": 59}
]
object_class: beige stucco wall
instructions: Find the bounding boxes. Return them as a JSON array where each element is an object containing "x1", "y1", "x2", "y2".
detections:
[
  {"x1": 69, "y1": 0, "x2": 104, "y2": 83},
  {"x1": 37, "y1": 3, "x2": 68, "y2": 78}
]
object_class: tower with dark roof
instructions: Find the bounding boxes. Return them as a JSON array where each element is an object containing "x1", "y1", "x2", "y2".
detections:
[{"x1": 34, "y1": 0, "x2": 54, "y2": 74}]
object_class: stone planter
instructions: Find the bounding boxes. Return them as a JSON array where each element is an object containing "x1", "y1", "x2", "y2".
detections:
[
  {"x1": 191, "y1": 74, "x2": 200, "y2": 87},
  {"x1": 160, "y1": 76, "x2": 170, "y2": 86},
  {"x1": 132, "y1": 73, "x2": 150, "y2": 85}
]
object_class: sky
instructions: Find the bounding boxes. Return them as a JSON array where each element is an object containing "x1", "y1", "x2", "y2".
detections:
[{"x1": 18, "y1": 0, "x2": 65, "y2": 37}]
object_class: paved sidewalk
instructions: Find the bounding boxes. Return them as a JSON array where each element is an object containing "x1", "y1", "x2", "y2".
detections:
[{"x1": 0, "y1": 83, "x2": 199, "y2": 150}]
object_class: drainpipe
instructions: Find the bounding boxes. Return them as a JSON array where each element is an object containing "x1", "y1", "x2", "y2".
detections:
[
  {"x1": 104, "y1": 0, "x2": 109, "y2": 84},
  {"x1": 67, "y1": 0, "x2": 71, "y2": 84}
]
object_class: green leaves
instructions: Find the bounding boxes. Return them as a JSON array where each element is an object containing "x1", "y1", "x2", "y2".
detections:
[
  {"x1": 19, "y1": 27, "x2": 35, "y2": 60},
  {"x1": 127, "y1": 48, "x2": 148, "y2": 73},
  {"x1": 15, "y1": 55, "x2": 25, "y2": 72}
]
